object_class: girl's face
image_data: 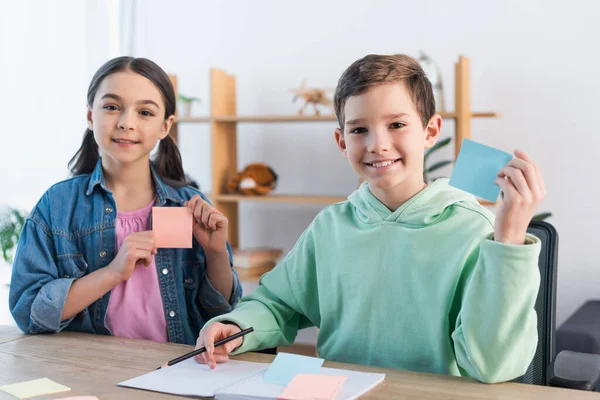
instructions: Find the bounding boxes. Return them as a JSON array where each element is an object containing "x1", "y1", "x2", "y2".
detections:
[{"x1": 87, "y1": 70, "x2": 174, "y2": 168}]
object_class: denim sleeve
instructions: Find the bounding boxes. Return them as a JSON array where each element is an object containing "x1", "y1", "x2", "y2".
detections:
[
  {"x1": 9, "y1": 218, "x2": 76, "y2": 333},
  {"x1": 197, "y1": 240, "x2": 242, "y2": 319}
]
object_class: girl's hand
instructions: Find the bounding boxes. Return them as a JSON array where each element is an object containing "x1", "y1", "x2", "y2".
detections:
[
  {"x1": 494, "y1": 150, "x2": 547, "y2": 245},
  {"x1": 107, "y1": 231, "x2": 156, "y2": 282},
  {"x1": 185, "y1": 195, "x2": 228, "y2": 254}
]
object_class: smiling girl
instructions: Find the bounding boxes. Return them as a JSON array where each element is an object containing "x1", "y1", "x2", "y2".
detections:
[{"x1": 9, "y1": 57, "x2": 241, "y2": 345}]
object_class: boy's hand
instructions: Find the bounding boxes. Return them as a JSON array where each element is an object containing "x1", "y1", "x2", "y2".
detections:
[
  {"x1": 195, "y1": 322, "x2": 243, "y2": 369},
  {"x1": 185, "y1": 195, "x2": 228, "y2": 254},
  {"x1": 494, "y1": 150, "x2": 547, "y2": 245}
]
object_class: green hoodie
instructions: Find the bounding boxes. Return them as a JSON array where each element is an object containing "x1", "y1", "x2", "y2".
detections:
[{"x1": 209, "y1": 178, "x2": 541, "y2": 383}]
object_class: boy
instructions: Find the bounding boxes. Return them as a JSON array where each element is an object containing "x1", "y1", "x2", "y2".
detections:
[{"x1": 195, "y1": 54, "x2": 546, "y2": 383}]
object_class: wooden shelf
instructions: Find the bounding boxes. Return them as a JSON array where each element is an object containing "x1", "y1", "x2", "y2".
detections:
[
  {"x1": 169, "y1": 57, "x2": 499, "y2": 248},
  {"x1": 211, "y1": 194, "x2": 347, "y2": 204},
  {"x1": 174, "y1": 116, "x2": 211, "y2": 123},
  {"x1": 174, "y1": 112, "x2": 498, "y2": 124},
  {"x1": 214, "y1": 115, "x2": 337, "y2": 123}
]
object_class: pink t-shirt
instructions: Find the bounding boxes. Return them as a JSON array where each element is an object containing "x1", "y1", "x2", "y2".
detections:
[{"x1": 105, "y1": 199, "x2": 168, "y2": 342}]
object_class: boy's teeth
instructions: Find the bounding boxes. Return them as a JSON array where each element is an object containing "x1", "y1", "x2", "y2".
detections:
[{"x1": 372, "y1": 160, "x2": 394, "y2": 168}]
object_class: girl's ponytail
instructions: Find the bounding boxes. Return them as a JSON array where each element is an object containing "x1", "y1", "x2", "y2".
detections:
[
  {"x1": 154, "y1": 134, "x2": 187, "y2": 186},
  {"x1": 68, "y1": 128, "x2": 99, "y2": 176}
]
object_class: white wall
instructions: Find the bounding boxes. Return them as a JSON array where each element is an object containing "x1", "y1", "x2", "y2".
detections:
[
  {"x1": 130, "y1": 0, "x2": 599, "y2": 327},
  {"x1": 0, "y1": 1, "x2": 89, "y2": 210}
]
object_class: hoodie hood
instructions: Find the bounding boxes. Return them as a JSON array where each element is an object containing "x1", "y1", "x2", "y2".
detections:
[{"x1": 348, "y1": 178, "x2": 479, "y2": 226}]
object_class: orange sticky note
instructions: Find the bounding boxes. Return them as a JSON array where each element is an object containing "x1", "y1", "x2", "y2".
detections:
[
  {"x1": 279, "y1": 374, "x2": 347, "y2": 400},
  {"x1": 152, "y1": 207, "x2": 193, "y2": 248}
]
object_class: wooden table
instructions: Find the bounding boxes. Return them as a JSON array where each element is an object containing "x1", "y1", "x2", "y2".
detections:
[{"x1": 0, "y1": 326, "x2": 598, "y2": 399}]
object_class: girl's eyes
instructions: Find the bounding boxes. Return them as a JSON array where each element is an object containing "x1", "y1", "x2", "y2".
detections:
[
  {"x1": 389, "y1": 122, "x2": 405, "y2": 129},
  {"x1": 102, "y1": 105, "x2": 154, "y2": 117}
]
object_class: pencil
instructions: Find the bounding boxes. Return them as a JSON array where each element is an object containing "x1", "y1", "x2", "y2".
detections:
[{"x1": 157, "y1": 327, "x2": 254, "y2": 369}]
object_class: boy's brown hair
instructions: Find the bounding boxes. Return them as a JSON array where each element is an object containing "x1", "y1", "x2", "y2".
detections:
[{"x1": 333, "y1": 54, "x2": 435, "y2": 129}]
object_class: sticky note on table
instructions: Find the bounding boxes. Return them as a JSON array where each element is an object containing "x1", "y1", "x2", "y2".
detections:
[
  {"x1": 54, "y1": 397, "x2": 99, "y2": 400},
  {"x1": 0, "y1": 377, "x2": 71, "y2": 399},
  {"x1": 279, "y1": 374, "x2": 347, "y2": 400},
  {"x1": 449, "y1": 138, "x2": 513, "y2": 202},
  {"x1": 152, "y1": 207, "x2": 193, "y2": 248},
  {"x1": 262, "y1": 352, "x2": 324, "y2": 386}
]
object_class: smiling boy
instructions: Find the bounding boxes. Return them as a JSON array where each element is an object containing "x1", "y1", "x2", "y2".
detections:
[{"x1": 195, "y1": 54, "x2": 546, "y2": 383}]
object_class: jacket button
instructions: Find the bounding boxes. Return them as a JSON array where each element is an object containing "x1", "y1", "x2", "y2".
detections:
[
  {"x1": 99, "y1": 251, "x2": 107, "y2": 257},
  {"x1": 169, "y1": 310, "x2": 176, "y2": 318},
  {"x1": 105, "y1": 207, "x2": 113, "y2": 213},
  {"x1": 162, "y1": 268, "x2": 169, "y2": 275}
]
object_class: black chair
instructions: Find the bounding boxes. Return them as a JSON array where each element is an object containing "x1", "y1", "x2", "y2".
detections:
[{"x1": 512, "y1": 221, "x2": 600, "y2": 390}]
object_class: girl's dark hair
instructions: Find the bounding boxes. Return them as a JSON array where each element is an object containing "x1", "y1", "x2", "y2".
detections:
[{"x1": 68, "y1": 56, "x2": 188, "y2": 187}]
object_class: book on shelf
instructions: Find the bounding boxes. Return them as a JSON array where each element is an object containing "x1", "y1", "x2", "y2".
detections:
[
  {"x1": 232, "y1": 247, "x2": 283, "y2": 269},
  {"x1": 234, "y1": 263, "x2": 276, "y2": 280}
]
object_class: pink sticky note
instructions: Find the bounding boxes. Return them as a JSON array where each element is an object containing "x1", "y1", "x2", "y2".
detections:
[
  {"x1": 152, "y1": 207, "x2": 193, "y2": 248},
  {"x1": 279, "y1": 374, "x2": 347, "y2": 400}
]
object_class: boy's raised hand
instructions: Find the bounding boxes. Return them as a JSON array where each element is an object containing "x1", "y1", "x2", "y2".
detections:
[
  {"x1": 494, "y1": 150, "x2": 547, "y2": 245},
  {"x1": 185, "y1": 195, "x2": 228, "y2": 253},
  {"x1": 195, "y1": 322, "x2": 243, "y2": 369}
]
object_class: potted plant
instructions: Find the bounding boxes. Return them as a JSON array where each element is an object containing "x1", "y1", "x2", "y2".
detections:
[
  {"x1": 423, "y1": 137, "x2": 453, "y2": 183},
  {"x1": 178, "y1": 94, "x2": 201, "y2": 117},
  {"x1": 0, "y1": 207, "x2": 28, "y2": 280}
]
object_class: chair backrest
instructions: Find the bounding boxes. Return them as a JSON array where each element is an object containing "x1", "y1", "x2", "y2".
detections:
[{"x1": 512, "y1": 220, "x2": 558, "y2": 386}]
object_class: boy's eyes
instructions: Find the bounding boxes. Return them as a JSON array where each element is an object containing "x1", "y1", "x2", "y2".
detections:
[
  {"x1": 389, "y1": 122, "x2": 405, "y2": 129},
  {"x1": 350, "y1": 127, "x2": 368, "y2": 134},
  {"x1": 349, "y1": 122, "x2": 405, "y2": 134}
]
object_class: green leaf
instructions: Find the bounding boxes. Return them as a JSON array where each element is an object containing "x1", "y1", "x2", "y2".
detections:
[
  {"x1": 426, "y1": 160, "x2": 453, "y2": 173},
  {"x1": 532, "y1": 212, "x2": 552, "y2": 221},
  {"x1": 178, "y1": 94, "x2": 201, "y2": 103},
  {"x1": 425, "y1": 137, "x2": 451, "y2": 161}
]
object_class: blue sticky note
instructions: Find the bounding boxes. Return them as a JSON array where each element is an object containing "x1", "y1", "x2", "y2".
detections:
[
  {"x1": 449, "y1": 139, "x2": 513, "y2": 202},
  {"x1": 262, "y1": 352, "x2": 324, "y2": 386}
]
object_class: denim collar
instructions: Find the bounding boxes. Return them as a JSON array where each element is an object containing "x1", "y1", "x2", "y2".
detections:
[{"x1": 85, "y1": 158, "x2": 184, "y2": 205}]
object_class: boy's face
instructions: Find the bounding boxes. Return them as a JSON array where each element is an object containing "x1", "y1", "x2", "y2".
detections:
[{"x1": 335, "y1": 82, "x2": 441, "y2": 206}]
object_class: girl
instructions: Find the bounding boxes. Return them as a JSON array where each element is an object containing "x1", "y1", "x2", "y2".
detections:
[{"x1": 9, "y1": 57, "x2": 241, "y2": 345}]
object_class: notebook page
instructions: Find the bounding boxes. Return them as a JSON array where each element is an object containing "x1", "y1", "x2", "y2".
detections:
[{"x1": 117, "y1": 359, "x2": 269, "y2": 397}]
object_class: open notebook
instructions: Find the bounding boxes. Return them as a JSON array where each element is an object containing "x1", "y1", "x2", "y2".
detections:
[{"x1": 118, "y1": 358, "x2": 385, "y2": 399}]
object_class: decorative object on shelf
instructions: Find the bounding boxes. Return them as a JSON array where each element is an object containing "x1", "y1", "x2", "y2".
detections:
[
  {"x1": 290, "y1": 79, "x2": 334, "y2": 116},
  {"x1": 228, "y1": 163, "x2": 279, "y2": 195},
  {"x1": 423, "y1": 137, "x2": 453, "y2": 183},
  {"x1": 417, "y1": 50, "x2": 446, "y2": 113},
  {"x1": 0, "y1": 206, "x2": 28, "y2": 266},
  {"x1": 178, "y1": 94, "x2": 201, "y2": 117}
]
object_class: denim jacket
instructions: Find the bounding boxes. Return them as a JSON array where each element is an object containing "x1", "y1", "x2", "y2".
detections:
[{"x1": 9, "y1": 159, "x2": 242, "y2": 345}]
